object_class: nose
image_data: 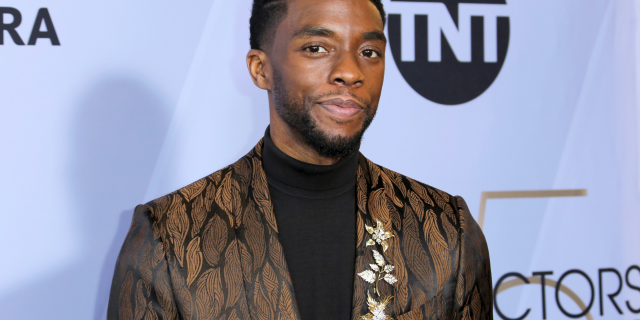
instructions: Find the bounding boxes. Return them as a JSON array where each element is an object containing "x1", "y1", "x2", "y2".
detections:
[{"x1": 328, "y1": 52, "x2": 364, "y2": 88}]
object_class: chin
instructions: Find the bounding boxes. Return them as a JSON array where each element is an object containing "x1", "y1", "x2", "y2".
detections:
[{"x1": 319, "y1": 124, "x2": 362, "y2": 140}]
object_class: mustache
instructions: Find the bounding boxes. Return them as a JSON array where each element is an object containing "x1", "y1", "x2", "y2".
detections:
[{"x1": 307, "y1": 90, "x2": 371, "y2": 109}]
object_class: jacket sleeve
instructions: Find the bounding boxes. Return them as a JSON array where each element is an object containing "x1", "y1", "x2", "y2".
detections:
[
  {"x1": 453, "y1": 196, "x2": 493, "y2": 320},
  {"x1": 107, "y1": 205, "x2": 180, "y2": 320}
]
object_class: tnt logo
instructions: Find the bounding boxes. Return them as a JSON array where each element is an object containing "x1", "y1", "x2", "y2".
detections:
[
  {"x1": 386, "y1": 0, "x2": 509, "y2": 105},
  {"x1": 1, "y1": 7, "x2": 60, "y2": 46}
]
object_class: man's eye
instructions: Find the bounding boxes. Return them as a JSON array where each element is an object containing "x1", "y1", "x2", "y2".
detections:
[
  {"x1": 361, "y1": 50, "x2": 379, "y2": 58},
  {"x1": 306, "y1": 46, "x2": 328, "y2": 53}
]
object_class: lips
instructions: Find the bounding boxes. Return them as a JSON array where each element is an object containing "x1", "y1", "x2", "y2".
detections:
[{"x1": 318, "y1": 98, "x2": 364, "y2": 119}]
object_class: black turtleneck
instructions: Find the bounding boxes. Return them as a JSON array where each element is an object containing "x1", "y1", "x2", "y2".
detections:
[{"x1": 262, "y1": 128, "x2": 357, "y2": 320}]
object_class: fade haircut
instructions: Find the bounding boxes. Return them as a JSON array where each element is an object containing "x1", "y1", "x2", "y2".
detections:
[{"x1": 249, "y1": 0, "x2": 387, "y2": 51}]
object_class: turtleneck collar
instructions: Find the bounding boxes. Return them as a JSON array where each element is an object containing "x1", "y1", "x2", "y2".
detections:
[{"x1": 262, "y1": 127, "x2": 359, "y2": 191}]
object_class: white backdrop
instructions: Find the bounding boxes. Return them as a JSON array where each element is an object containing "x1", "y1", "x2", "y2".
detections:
[{"x1": 1, "y1": 0, "x2": 639, "y2": 319}]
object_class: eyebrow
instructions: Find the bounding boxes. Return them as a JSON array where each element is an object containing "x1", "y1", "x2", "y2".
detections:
[
  {"x1": 362, "y1": 30, "x2": 387, "y2": 44},
  {"x1": 292, "y1": 26, "x2": 336, "y2": 39},
  {"x1": 291, "y1": 26, "x2": 387, "y2": 44}
]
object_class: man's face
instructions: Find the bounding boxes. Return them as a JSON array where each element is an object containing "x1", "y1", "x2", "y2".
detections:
[{"x1": 269, "y1": 0, "x2": 386, "y2": 158}]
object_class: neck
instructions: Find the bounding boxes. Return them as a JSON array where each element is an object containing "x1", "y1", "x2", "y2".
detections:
[{"x1": 268, "y1": 101, "x2": 340, "y2": 165}]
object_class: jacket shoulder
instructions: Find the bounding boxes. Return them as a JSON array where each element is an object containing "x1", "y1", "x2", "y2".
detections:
[
  {"x1": 143, "y1": 141, "x2": 261, "y2": 240},
  {"x1": 145, "y1": 166, "x2": 224, "y2": 215},
  {"x1": 365, "y1": 158, "x2": 492, "y2": 304},
  {"x1": 363, "y1": 158, "x2": 487, "y2": 249},
  {"x1": 376, "y1": 161, "x2": 490, "y2": 265},
  {"x1": 142, "y1": 160, "x2": 243, "y2": 242},
  {"x1": 363, "y1": 157, "x2": 457, "y2": 214}
]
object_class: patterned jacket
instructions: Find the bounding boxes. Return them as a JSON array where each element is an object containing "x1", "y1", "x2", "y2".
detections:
[{"x1": 108, "y1": 140, "x2": 492, "y2": 320}]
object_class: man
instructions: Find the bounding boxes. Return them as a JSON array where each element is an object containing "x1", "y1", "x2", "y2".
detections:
[{"x1": 108, "y1": 0, "x2": 492, "y2": 319}]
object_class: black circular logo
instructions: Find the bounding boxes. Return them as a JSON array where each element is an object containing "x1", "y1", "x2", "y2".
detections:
[{"x1": 387, "y1": 0, "x2": 510, "y2": 105}]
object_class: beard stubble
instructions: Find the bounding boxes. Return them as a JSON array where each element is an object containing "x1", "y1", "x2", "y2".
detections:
[{"x1": 272, "y1": 70, "x2": 376, "y2": 159}]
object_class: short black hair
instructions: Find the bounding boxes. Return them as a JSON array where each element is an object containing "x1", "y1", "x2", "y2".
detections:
[{"x1": 249, "y1": 0, "x2": 387, "y2": 51}]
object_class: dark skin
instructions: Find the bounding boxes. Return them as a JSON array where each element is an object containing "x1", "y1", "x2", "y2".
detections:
[{"x1": 246, "y1": 0, "x2": 386, "y2": 165}]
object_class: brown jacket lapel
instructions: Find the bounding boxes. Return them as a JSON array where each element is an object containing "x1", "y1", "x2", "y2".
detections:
[
  {"x1": 234, "y1": 141, "x2": 302, "y2": 320},
  {"x1": 351, "y1": 155, "x2": 414, "y2": 319},
  {"x1": 350, "y1": 155, "x2": 493, "y2": 320}
]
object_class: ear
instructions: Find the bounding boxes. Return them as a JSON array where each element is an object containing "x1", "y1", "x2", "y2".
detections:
[{"x1": 246, "y1": 49, "x2": 273, "y2": 90}]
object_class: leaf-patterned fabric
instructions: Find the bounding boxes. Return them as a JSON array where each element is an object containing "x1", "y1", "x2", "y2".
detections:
[{"x1": 108, "y1": 140, "x2": 492, "y2": 320}]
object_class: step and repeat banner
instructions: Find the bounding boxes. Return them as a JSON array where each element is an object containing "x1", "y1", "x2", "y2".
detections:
[{"x1": 1, "y1": 0, "x2": 639, "y2": 319}]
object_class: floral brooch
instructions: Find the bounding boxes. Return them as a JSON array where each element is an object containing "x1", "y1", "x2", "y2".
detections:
[
  {"x1": 358, "y1": 220, "x2": 397, "y2": 320},
  {"x1": 365, "y1": 220, "x2": 394, "y2": 252}
]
